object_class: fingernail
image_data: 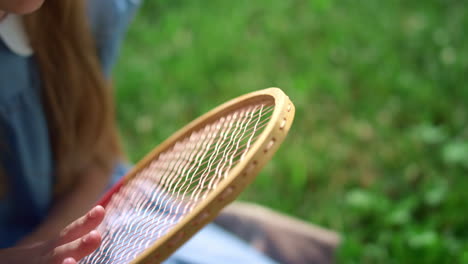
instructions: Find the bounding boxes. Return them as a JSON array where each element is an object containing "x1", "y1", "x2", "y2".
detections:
[
  {"x1": 88, "y1": 207, "x2": 98, "y2": 218},
  {"x1": 82, "y1": 232, "x2": 91, "y2": 243},
  {"x1": 83, "y1": 230, "x2": 98, "y2": 244},
  {"x1": 63, "y1": 257, "x2": 75, "y2": 264}
]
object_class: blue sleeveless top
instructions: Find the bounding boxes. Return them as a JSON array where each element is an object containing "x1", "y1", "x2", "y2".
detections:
[{"x1": 0, "y1": 0, "x2": 140, "y2": 247}]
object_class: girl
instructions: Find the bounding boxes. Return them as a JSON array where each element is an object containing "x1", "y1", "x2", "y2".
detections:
[
  {"x1": 0, "y1": 0, "x2": 338, "y2": 263},
  {"x1": 0, "y1": 0, "x2": 136, "y2": 262},
  {"x1": 0, "y1": 0, "x2": 283, "y2": 263}
]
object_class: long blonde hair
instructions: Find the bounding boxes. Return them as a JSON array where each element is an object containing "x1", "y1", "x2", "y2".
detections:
[{"x1": 22, "y1": 0, "x2": 122, "y2": 196}]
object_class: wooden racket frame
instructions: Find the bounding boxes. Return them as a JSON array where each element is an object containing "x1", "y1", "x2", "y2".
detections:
[{"x1": 99, "y1": 88, "x2": 295, "y2": 264}]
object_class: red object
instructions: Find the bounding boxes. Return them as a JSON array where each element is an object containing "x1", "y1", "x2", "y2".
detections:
[{"x1": 97, "y1": 178, "x2": 125, "y2": 207}]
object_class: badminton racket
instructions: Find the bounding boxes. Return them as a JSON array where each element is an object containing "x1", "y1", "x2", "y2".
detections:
[{"x1": 79, "y1": 87, "x2": 295, "y2": 264}]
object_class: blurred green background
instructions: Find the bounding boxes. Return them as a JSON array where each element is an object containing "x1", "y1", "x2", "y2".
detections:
[{"x1": 114, "y1": 0, "x2": 468, "y2": 263}]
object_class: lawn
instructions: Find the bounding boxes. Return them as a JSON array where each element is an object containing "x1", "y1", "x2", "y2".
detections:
[{"x1": 113, "y1": 0, "x2": 468, "y2": 262}]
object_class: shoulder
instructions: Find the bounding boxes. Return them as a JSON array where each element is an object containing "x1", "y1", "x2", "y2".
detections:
[
  {"x1": 86, "y1": 0, "x2": 142, "y2": 75},
  {"x1": 86, "y1": 0, "x2": 142, "y2": 30}
]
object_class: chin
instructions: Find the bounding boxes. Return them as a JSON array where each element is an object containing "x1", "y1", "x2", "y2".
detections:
[{"x1": 2, "y1": 0, "x2": 45, "y2": 14}]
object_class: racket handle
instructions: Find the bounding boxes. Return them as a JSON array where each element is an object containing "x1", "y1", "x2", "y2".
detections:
[{"x1": 97, "y1": 178, "x2": 125, "y2": 207}]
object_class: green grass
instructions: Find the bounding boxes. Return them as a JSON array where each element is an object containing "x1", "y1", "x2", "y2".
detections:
[{"x1": 114, "y1": 0, "x2": 468, "y2": 262}]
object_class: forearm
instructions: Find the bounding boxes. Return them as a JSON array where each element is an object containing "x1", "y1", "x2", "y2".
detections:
[{"x1": 20, "y1": 167, "x2": 110, "y2": 244}]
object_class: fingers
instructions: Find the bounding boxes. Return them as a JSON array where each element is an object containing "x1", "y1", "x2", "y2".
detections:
[
  {"x1": 51, "y1": 230, "x2": 101, "y2": 264},
  {"x1": 2, "y1": 208, "x2": 104, "y2": 264},
  {"x1": 56, "y1": 206, "x2": 105, "y2": 246},
  {"x1": 41, "y1": 206, "x2": 105, "y2": 264}
]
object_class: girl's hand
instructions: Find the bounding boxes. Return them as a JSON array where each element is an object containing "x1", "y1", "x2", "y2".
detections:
[{"x1": 1, "y1": 205, "x2": 105, "y2": 264}]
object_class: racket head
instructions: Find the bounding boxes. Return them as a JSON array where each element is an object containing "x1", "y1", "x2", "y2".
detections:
[{"x1": 86, "y1": 88, "x2": 295, "y2": 264}]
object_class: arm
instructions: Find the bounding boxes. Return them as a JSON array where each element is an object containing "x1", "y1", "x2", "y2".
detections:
[{"x1": 19, "y1": 167, "x2": 110, "y2": 245}]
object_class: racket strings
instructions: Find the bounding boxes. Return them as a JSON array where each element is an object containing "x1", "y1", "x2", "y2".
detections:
[
  {"x1": 146, "y1": 106, "x2": 274, "y2": 174},
  {"x1": 80, "y1": 102, "x2": 274, "y2": 264},
  {"x1": 163, "y1": 111, "x2": 273, "y2": 200},
  {"x1": 82, "y1": 105, "x2": 266, "y2": 264},
  {"x1": 144, "y1": 116, "x2": 271, "y2": 187}
]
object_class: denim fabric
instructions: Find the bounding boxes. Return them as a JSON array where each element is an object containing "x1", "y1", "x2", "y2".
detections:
[
  {"x1": 165, "y1": 224, "x2": 278, "y2": 264},
  {"x1": 0, "y1": 39, "x2": 51, "y2": 247}
]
